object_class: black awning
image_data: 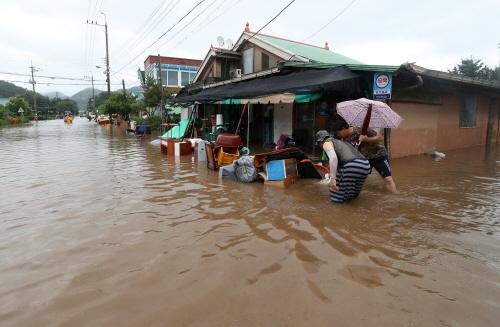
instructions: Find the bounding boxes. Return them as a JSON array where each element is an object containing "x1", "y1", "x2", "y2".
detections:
[{"x1": 170, "y1": 66, "x2": 358, "y2": 104}]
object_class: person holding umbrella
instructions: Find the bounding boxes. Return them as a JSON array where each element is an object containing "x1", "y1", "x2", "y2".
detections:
[
  {"x1": 336, "y1": 98, "x2": 403, "y2": 193},
  {"x1": 331, "y1": 116, "x2": 397, "y2": 192},
  {"x1": 316, "y1": 126, "x2": 371, "y2": 204}
]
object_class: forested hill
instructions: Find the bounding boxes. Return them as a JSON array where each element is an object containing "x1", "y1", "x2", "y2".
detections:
[{"x1": 0, "y1": 80, "x2": 29, "y2": 98}]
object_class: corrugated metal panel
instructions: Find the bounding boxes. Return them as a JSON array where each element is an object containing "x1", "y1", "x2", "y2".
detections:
[
  {"x1": 281, "y1": 61, "x2": 401, "y2": 72},
  {"x1": 254, "y1": 34, "x2": 364, "y2": 65}
]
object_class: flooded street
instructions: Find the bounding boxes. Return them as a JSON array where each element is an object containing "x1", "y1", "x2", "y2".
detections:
[{"x1": 1, "y1": 119, "x2": 499, "y2": 326}]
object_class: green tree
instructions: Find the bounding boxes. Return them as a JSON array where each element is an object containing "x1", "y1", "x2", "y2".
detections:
[
  {"x1": 55, "y1": 99, "x2": 79, "y2": 115},
  {"x1": 101, "y1": 92, "x2": 137, "y2": 119},
  {"x1": 449, "y1": 57, "x2": 499, "y2": 81},
  {"x1": 143, "y1": 77, "x2": 161, "y2": 117},
  {"x1": 5, "y1": 96, "x2": 32, "y2": 116},
  {"x1": 0, "y1": 104, "x2": 5, "y2": 118},
  {"x1": 89, "y1": 92, "x2": 109, "y2": 112}
]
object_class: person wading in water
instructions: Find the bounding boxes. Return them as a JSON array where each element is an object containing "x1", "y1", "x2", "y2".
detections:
[
  {"x1": 332, "y1": 117, "x2": 397, "y2": 193},
  {"x1": 316, "y1": 121, "x2": 371, "y2": 203}
]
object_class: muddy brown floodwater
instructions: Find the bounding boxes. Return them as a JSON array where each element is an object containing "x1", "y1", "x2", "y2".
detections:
[{"x1": 0, "y1": 119, "x2": 499, "y2": 327}]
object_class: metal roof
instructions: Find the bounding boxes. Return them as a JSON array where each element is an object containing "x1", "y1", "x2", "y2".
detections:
[
  {"x1": 253, "y1": 34, "x2": 364, "y2": 65},
  {"x1": 281, "y1": 61, "x2": 400, "y2": 72},
  {"x1": 401, "y1": 63, "x2": 500, "y2": 90}
]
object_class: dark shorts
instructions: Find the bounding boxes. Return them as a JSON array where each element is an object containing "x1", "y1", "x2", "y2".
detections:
[{"x1": 369, "y1": 155, "x2": 392, "y2": 178}]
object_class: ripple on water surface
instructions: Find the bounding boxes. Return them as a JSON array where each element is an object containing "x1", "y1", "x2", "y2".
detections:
[{"x1": 0, "y1": 120, "x2": 499, "y2": 326}]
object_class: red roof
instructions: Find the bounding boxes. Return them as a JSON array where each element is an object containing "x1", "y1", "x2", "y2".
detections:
[{"x1": 144, "y1": 55, "x2": 202, "y2": 68}]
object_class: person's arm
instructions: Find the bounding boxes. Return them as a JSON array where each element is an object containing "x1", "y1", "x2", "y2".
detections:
[
  {"x1": 322, "y1": 141, "x2": 338, "y2": 190},
  {"x1": 359, "y1": 129, "x2": 383, "y2": 143}
]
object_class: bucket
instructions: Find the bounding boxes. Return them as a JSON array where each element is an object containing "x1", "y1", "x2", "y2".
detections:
[{"x1": 216, "y1": 114, "x2": 223, "y2": 126}]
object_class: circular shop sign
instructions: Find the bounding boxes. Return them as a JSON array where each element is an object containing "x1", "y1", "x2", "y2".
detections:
[{"x1": 376, "y1": 74, "x2": 389, "y2": 88}]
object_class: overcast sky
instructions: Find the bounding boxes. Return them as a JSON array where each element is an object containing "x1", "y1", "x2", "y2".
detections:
[{"x1": 1, "y1": 0, "x2": 499, "y2": 96}]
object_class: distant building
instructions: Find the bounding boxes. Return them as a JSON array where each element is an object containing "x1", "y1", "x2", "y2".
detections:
[{"x1": 139, "y1": 55, "x2": 202, "y2": 92}]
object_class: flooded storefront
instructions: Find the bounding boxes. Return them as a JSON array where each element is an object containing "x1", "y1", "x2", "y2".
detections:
[{"x1": 1, "y1": 119, "x2": 499, "y2": 326}]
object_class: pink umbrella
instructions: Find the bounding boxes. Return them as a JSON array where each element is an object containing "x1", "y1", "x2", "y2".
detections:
[{"x1": 336, "y1": 98, "x2": 403, "y2": 133}]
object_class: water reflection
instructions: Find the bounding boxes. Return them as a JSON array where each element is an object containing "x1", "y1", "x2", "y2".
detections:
[{"x1": 0, "y1": 119, "x2": 499, "y2": 326}]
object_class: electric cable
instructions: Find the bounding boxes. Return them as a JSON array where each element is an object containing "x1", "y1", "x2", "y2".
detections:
[{"x1": 112, "y1": 0, "x2": 208, "y2": 76}]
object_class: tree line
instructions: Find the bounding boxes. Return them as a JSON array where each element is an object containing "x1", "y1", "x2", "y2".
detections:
[
  {"x1": 94, "y1": 77, "x2": 175, "y2": 121},
  {"x1": 449, "y1": 57, "x2": 499, "y2": 81},
  {"x1": 0, "y1": 80, "x2": 79, "y2": 121}
]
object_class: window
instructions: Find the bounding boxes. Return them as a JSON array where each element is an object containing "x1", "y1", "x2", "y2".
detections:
[
  {"x1": 181, "y1": 71, "x2": 190, "y2": 86},
  {"x1": 189, "y1": 72, "x2": 197, "y2": 82},
  {"x1": 460, "y1": 94, "x2": 477, "y2": 128},
  {"x1": 161, "y1": 69, "x2": 168, "y2": 86},
  {"x1": 262, "y1": 52, "x2": 270, "y2": 71},
  {"x1": 242, "y1": 48, "x2": 254, "y2": 74},
  {"x1": 221, "y1": 60, "x2": 231, "y2": 80},
  {"x1": 167, "y1": 70, "x2": 179, "y2": 86}
]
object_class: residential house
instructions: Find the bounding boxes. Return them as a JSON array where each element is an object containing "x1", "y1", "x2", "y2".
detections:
[{"x1": 173, "y1": 23, "x2": 500, "y2": 157}]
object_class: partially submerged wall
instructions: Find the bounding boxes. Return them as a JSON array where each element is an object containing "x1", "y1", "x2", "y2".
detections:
[
  {"x1": 390, "y1": 94, "x2": 499, "y2": 158},
  {"x1": 390, "y1": 101, "x2": 440, "y2": 158}
]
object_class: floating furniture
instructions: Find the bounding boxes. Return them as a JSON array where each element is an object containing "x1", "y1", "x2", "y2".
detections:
[
  {"x1": 265, "y1": 158, "x2": 298, "y2": 181},
  {"x1": 264, "y1": 175, "x2": 298, "y2": 188},
  {"x1": 161, "y1": 119, "x2": 192, "y2": 156},
  {"x1": 205, "y1": 141, "x2": 218, "y2": 170},
  {"x1": 213, "y1": 134, "x2": 242, "y2": 167}
]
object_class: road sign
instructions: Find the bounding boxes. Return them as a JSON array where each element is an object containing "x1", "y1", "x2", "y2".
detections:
[
  {"x1": 373, "y1": 73, "x2": 392, "y2": 100},
  {"x1": 18, "y1": 107, "x2": 24, "y2": 114}
]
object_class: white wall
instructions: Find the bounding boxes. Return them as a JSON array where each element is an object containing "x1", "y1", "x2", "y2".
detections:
[{"x1": 273, "y1": 103, "x2": 293, "y2": 142}]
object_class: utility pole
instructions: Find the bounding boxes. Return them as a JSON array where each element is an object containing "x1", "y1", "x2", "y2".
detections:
[
  {"x1": 122, "y1": 79, "x2": 126, "y2": 94},
  {"x1": 497, "y1": 43, "x2": 500, "y2": 83},
  {"x1": 29, "y1": 62, "x2": 38, "y2": 120},
  {"x1": 157, "y1": 54, "x2": 165, "y2": 133},
  {"x1": 87, "y1": 12, "x2": 111, "y2": 95},
  {"x1": 103, "y1": 13, "x2": 111, "y2": 96},
  {"x1": 91, "y1": 75, "x2": 96, "y2": 114}
]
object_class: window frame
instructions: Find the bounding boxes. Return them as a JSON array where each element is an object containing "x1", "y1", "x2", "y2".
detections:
[
  {"x1": 261, "y1": 52, "x2": 270, "y2": 71},
  {"x1": 166, "y1": 69, "x2": 179, "y2": 87},
  {"x1": 459, "y1": 93, "x2": 478, "y2": 128}
]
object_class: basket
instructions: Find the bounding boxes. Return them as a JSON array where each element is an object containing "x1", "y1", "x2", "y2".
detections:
[{"x1": 216, "y1": 147, "x2": 240, "y2": 166}]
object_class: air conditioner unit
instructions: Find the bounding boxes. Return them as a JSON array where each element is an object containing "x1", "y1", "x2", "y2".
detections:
[{"x1": 230, "y1": 69, "x2": 242, "y2": 78}]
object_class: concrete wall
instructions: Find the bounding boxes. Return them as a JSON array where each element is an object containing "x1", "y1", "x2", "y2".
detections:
[
  {"x1": 273, "y1": 103, "x2": 293, "y2": 143},
  {"x1": 391, "y1": 102, "x2": 440, "y2": 157},
  {"x1": 435, "y1": 95, "x2": 489, "y2": 151},
  {"x1": 391, "y1": 94, "x2": 499, "y2": 158}
]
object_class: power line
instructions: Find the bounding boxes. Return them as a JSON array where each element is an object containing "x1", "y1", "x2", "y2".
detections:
[
  {"x1": 112, "y1": 0, "x2": 170, "y2": 55},
  {"x1": 303, "y1": 0, "x2": 357, "y2": 42},
  {"x1": 245, "y1": 0, "x2": 297, "y2": 44},
  {"x1": 112, "y1": 0, "x2": 208, "y2": 76},
  {"x1": 164, "y1": 0, "x2": 243, "y2": 54},
  {"x1": 87, "y1": 0, "x2": 105, "y2": 73},
  {"x1": 0, "y1": 71, "x2": 106, "y2": 82},
  {"x1": 283, "y1": 0, "x2": 358, "y2": 61},
  {"x1": 152, "y1": 0, "x2": 220, "y2": 54},
  {"x1": 1, "y1": 79, "x2": 123, "y2": 86},
  {"x1": 113, "y1": 0, "x2": 179, "y2": 58}
]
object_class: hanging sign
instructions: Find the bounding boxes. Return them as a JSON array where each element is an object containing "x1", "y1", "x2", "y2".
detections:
[{"x1": 373, "y1": 72, "x2": 392, "y2": 100}]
